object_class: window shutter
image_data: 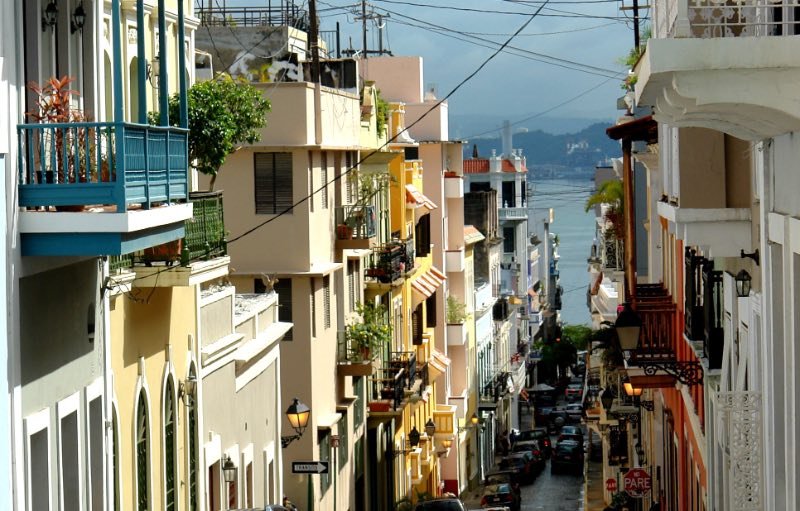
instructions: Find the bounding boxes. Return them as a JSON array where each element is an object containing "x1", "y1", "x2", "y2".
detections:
[
  {"x1": 321, "y1": 151, "x2": 328, "y2": 209},
  {"x1": 254, "y1": 152, "x2": 293, "y2": 214},
  {"x1": 412, "y1": 303, "x2": 423, "y2": 345},
  {"x1": 274, "y1": 279, "x2": 293, "y2": 340},
  {"x1": 323, "y1": 276, "x2": 331, "y2": 329}
]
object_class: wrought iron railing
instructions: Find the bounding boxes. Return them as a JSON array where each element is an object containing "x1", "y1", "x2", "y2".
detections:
[
  {"x1": 182, "y1": 191, "x2": 226, "y2": 264},
  {"x1": 390, "y1": 351, "x2": 417, "y2": 388},
  {"x1": 369, "y1": 367, "x2": 407, "y2": 410},
  {"x1": 702, "y1": 261, "x2": 724, "y2": 369},
  {"x1": 602, "y1": 235, "x2": 624, "y2": 271},
  {"x1": 17, "y1": 121, "x2": 188, "y2": 211},
  {"x1": 655, "y1": 0, "x2": 800, "y2": 38},
  {"x1": 335, "y1": 205, "x2": 376, "y2": 240},
  {"x1": 365, "y1": 242, "x2": 404, "y2": 283},
  {"x1": 196, "y1": 3, "x2": 309, "y2": 30},
  {"x1": 109, "y1": 253, "x2": 134, "y2": 273}
]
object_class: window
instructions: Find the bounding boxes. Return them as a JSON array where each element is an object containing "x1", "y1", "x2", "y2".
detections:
[
  {"x1": 412, "y1": 303, "x2": 423, "y2": 345},
  {"x1": 89, "y1": 398, "x2": 104, "y2": 510},
  {"x1": 311, "y1": 278, "x2": 317, "y2": 338},
  {"x1": 353, "y1": 377, "x2": 364, "y2": 425},
  {"x1": 404, "y1": 146, "x2": 419, "y2": 160},
  {"x1": 348, "y1": 260, "x2": 357, "y2": 312},
  {"x1": 319, "y1": 431, "x2": 331, "y2": 493},
  {"x1": 26, "y1": 410, "x2": 50, "y2": 511},
  {"x1": 254, "y1": 152, "x2": 293, "y2": 214},
  {"x1": 60, "y1": 410, "x2": 80, "y2": 511},
  {"x1": 503, "y1": 227, "x2": 515, "y2": 253},
  {"x1": 308, "y1": 151, "x2": 315, "y2": 212},
  {"x1": 339, "y1": 413, "x2": 349, "y2": 471},
  {"x1": 425, "y1": 294, "x2": 436, "y2": 328},
  {"x1": 321, "y1": 151, "x2": 329, "y2": 209},
  {"x1": 136, "y1": 391, "x2": 149, "y2": 511},
  {"x1": 502, "y1": 181, "x2": 515, "y2": 207},
  {"x1": 164, "y1": 378, "x2": 177, "y2": 511},
  {"x1": 188, "y1": 367, "x2": 199, "y2": 511},
  {"x1": 274, "y1": 279, "x2": 293, "y2": 341},
  {"x1": 323, "y1": 276, "x2": 331, "y2": 329},
  {"x1": 415, "y1": 215, "x2": 431, "y2": 257}
]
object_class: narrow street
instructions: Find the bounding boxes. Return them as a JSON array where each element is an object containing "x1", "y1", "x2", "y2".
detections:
[{"x1": 519, "y1": 461, "x2": 584, "y2": 511}]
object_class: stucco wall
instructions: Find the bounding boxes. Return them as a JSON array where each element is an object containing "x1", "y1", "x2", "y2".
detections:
[{"x1": 771, "y1": 132, "x2": 800, "y2": 217}]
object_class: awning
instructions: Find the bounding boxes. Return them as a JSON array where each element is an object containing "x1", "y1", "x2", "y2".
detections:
[
  {"x1": 411, "y1": 266, "x2": 446, "y2": 303},
  {"x1": 405, "y1": 184, "x2": 437, "y2": 211},
  {"x1": 428, "y1": 348, "x2": 451, "y2": 380}
]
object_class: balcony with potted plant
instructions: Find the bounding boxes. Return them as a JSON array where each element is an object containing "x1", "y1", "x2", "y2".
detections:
[
  {"x1": 18, "y1": 72, "x2": 192, "y2": 256},
  {"x1": 337, "y1": 302, "x2": 391, "y2": 377}
]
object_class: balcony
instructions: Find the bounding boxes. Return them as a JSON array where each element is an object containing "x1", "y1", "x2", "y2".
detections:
[
  {"x1": 365, "y1": 242, "x2": 405, "y2": 285},
  {"x1": 444, "y1": 175, "x2": 464, "y2": 199},
  {"x1": 124, "y1": 191, "x2": 229, "y2": 287},
  {"x1": 335, "y1": 205, "x2": 377, "y2": 250},
  {"x1": 635, "y1": 0, "x2": 800, "y2": 140},
  {"x1": 445, "y1": 248, "x2": 465, "y2": 273},
  {"x1": 17, "y1": 121, "x2": 191, "y2": 256},
  {"x1": 658, "y1": 201, "x2": 751, "y2": 258},
  {"x1": 433, "y1": 404, "x2": 457, "y2": 437},
  {"x1": 446, "y1": 322, "x2": 467, "y2": 346},
  {"x1": 601, "y1": 235, "x2": 624, "y2": 272},
  {"x1": 499, "y1": 206, "x2": 528, "y2": 222},
  {"x1": 336, "y1": 330, "x2": 376, "y2": 377}
]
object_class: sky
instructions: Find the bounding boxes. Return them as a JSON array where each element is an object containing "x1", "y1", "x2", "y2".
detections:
[
  {"x1": 320, "y1": 0, "x2": 639, "y2": 122},
  {"x1": 216, "y1": 0, "x2": 643, "y2": 132}
]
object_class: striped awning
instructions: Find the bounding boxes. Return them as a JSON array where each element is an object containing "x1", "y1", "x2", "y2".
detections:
[
  {"x1": 428, "y1": 348, "x2": 451, "y2": 380},
  {"x1": 405, "y1": 184, "x2": 437, "y2": 210},
  {"x1": 411, "y1": 266, "x2": 446, "y2": 302}
]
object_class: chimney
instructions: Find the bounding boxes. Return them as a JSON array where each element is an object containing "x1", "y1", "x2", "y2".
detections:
[{"x1": 502, "y1": 120, "x2": 512, "y2": 158}]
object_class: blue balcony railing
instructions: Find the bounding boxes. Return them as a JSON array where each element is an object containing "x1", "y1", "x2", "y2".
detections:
[{"x1": 17, "y1": 121, "x2": 188, "y2": 211}]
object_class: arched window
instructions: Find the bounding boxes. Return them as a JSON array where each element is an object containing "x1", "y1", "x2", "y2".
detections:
[
  {"x1": 164, "y1": 377, "x2": 176, "y2": 511},
  {"x1": 136, "y1": 391, "x2": 149, "y2": 511},
  {"x1": 188, "y1": 365, "x2": 198, "y2": 511}
]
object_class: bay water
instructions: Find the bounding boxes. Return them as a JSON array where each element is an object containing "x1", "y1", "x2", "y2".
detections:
[{"x1": 529, "y1": 178, "x2": 596, "y2": 326}]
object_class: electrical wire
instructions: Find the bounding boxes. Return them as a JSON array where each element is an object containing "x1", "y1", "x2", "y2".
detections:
[{"x1": 227, "y1": 0, "x2": 552, "y2": 245}]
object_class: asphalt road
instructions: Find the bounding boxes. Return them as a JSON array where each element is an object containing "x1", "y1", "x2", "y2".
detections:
[{"x1": 519, "y1": 459, "x2": 585, "y2": 510}]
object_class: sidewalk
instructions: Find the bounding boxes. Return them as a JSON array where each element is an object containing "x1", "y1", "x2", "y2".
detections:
[{"x1": 584, "y1": 458, "x2": 607, "y2": 511}]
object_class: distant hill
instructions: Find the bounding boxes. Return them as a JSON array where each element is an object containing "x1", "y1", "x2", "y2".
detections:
[
  {"x1": 468, "y1": 122, "x2": 621, "y2": 175},
  {"x1": 450, "y1": 114, "x2": 611, "y2": 138}
]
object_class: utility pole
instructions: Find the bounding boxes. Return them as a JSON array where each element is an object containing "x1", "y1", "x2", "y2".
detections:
[
  {"x1": 362, "y1": 0, "x2": 368, "y2": 57},
  {"x1": 309, "y1": 0, "x2": 320, "y2": 83}
]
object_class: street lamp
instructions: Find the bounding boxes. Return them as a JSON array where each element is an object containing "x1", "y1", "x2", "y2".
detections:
[
  {"x1": 623, "y1": 381, "x2": 654, "y2": 411},
  {"x1": 222, "y1": 455, "x2": 237, "y2": 483},
  {"x1": 281, "y1": 398, "x2": 311, "y2": 448},
  {"x1": 470, "y1": 413, "x2": 480, "y2": 426},
  {"x1": 408, "y1": 426, "x2": 421, "y2": 448},
  {"x1": 425, "y1": 418, "x2": 436, "y2": 437},
  {"x1": 735, "y1": 269, "x2": 752, "y2": 298},
  {"x1": 71, "y1": 2, "x2": 86, "y2": 33},
  {"x1": 41, "y1": 0, "x2": 58, "y2": 31},
  {"x1": 601, "y1": 387, "x2": 615, "y2": 412},
  {"x1": 615, "y1": 303, "x2": 641, "y2": 351}
]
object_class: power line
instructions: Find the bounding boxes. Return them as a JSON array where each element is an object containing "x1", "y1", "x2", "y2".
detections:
[
  {"x1": 227, "y1": 0, "x2": 552, "y2": 245},
  {"x1": 379, "y1": 9, "x2": 622, "y2": 78},
  {"x1": 462, "y1": 75, "x2": 619, "y2": 139}
]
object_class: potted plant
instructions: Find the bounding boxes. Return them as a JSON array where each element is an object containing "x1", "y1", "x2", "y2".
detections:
[
  {"x1": 345, "y1": 302, "x2": 392, "y2": 362},
  {"x1": 446, "y1": 295, "x2": 468, "y2": 324}
]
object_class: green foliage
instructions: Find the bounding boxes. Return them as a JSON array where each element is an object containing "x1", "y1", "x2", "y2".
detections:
[
  {"x1": 562, "y1": 324, "x2": 592, "y2": 351},
  {"x1": 590, "y1": 326, "x2": 624, "y2": 368},
  {"x1": 346, "y1": 302, "x2": 392, "y2": 355},
  {"x1": 152, "y1": 75, "x2": 271, "y2": 188},
  {"x1": 585, "y1": 180, "x2": 625, "y2": 239},
  {"x1": 610, "y1": 490, "x2": 630, "y2": 508},
  {"x1": 375, "y1": 89, "x2": 389, "y2": 138},
  {"x1": 446, "y1": 295, "x2": 468, "y2": 324}
]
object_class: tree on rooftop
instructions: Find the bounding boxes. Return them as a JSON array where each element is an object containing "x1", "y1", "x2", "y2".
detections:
[{"x1": 154, "y1": 75, "x2": 271, "y2": 190}]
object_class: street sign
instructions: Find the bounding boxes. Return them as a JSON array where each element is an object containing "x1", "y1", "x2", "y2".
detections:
[
  {"x1": 623, "y1": 468, "x2": 652, "y2": 497},
  {"x1": 292, "y1": 461, "x2": 329, "y2": 474},
  {"x1": 606, "y1": 478, "x2": 617, "y2": 492}
]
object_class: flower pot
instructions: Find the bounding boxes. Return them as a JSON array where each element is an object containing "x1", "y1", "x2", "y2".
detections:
[
  {"x1": 337, "y1": 223, "x2": 353, "y2": 240},
  {"x1": 143, "y1": 239, "x2": 183, "y2": 266}
]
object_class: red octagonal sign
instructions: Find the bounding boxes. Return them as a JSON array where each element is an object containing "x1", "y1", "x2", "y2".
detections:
[
  {"x1": 605, "y1": 478, "x2": 617, "y2": 492},
  {"x1": 624, "y1": 468, "x2": 652, "y2": 498}
]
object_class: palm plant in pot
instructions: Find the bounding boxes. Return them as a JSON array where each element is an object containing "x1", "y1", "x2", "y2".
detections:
[{"x1": 345, "y1": 302, "x2": 392, "y2": 362}]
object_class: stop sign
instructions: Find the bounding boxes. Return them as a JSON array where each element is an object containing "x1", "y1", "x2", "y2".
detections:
[
  {"x1": 624, "y1": 468, "x2": 652, "y2": 497},
  {"x1": 605, "y1": 478, "x2": 617, "y2": 492}
]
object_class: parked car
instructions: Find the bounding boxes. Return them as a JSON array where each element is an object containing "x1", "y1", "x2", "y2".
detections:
[
  {"x1": 551, "y1": 439, "x2": 585, "y2": 475},
  {"x1": 510, "y1": 440, "x2": 546, "y2": 472},
  {"x1": 564, "y1": 403, "x2": 584, "y2": 423},
  {"x1": 480, "y1": 483, "x2": 521, "y2": 511},
  {"x1": 498, "y1": 452, "x2": 536, "y2": 484},
  {"x1": 565, "y1": 383, "x2": 583, "y2": 402},
  {"x1": 415, "y1": 498, "x2": 467, "y2": 511},
  {"x1": 485, "y1": 469, "x2": 523, "y2": 494},
  {"x1": 514, "y1": 427, "x2": 552, "y2": 458},
  {"x1": 559, "y1": 425, "x2": 584, "y2": 444}
]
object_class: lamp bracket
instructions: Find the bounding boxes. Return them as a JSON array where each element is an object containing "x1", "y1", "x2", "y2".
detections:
[
  {"x1": 639, "y1": 399, "x2": 654, "y2": 411},
  {"x1": 281, "y1": 434, "x2": 302, "y2": 449},
  {"x1": 740, "y1": 248, "x2": 760, "y2": 266},
  {"x1": 611, "y1": 410, "x2": 640, "y2": 424},
  {"x1": 637, "y1": 359, "x2": 704, "y2": 386}
]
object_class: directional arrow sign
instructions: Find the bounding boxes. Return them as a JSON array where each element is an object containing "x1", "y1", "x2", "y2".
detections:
[{"x1": 292, "y1": 461, "x2": 329, "y2": 474}]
